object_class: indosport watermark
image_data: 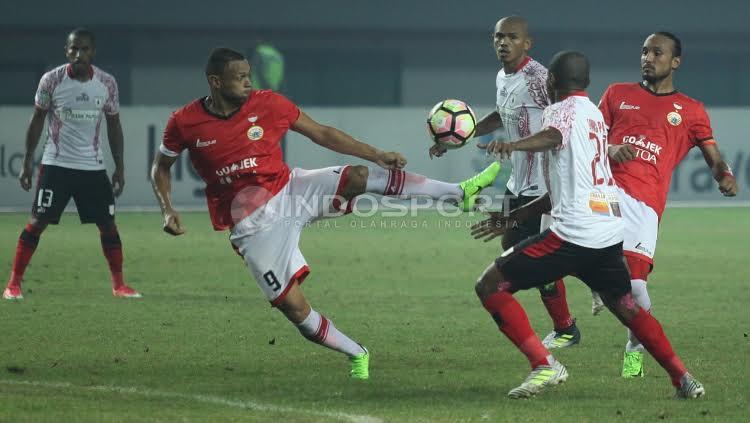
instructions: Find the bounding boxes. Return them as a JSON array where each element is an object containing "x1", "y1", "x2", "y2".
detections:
[{"x1": 229, "y1": 185, "x2": 520, "y2": 231}]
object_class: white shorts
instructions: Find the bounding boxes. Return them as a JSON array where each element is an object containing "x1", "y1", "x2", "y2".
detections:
[
  {"x1": 229, "y1": 166, "x2": 351, "y2": 305},
  {"x1": 617, "y1": 188, "x2": 658, "y2": 265},
  {"x1": 540, "y1": 213, "x2": 553, "y2": 232}
]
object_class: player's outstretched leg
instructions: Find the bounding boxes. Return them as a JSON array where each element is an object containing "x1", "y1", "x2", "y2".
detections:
[
  {"x1": 458, "y1": 162, "x2": 502, "y2": 211},
  {"x1": 339, "y1": 163, "x2": 501, "y2": 211},
  {"x1": 97, "y1": 223, "x2": 142, "y2": 298},
  {"x1": 277, "y1": 282, "x2": 370, "y2": 380},
  {"x1": 601, "y1": 291, "x2": 704, "y2": 399},
  {"x1": 3, "y1": 220, "x2": 47, "y2": 300},
  {"x1": 475, "y1": 262, "x2": 568, "y2": 399},
  {"x1": 539, "y1": 279, "x2": 580, "y2": 349}
]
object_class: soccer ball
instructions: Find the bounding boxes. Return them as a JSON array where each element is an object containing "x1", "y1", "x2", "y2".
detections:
[{"x1": 426, "y1": 99, "x2": 476, "y2": 149}]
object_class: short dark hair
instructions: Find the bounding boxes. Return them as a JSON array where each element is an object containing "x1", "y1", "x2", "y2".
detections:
[
  {"x1": 653, "y1": 31, "x2": 682, "y2": 57},
  {"x1": 67, "y1": 27, "x2": 95, "y2": 46},
  {"x1": 549, "y1": 51, "x2": 590, "y2": 91},
  {"x1": 206, "y1": 48, "x2": 246, "y2": 76}
]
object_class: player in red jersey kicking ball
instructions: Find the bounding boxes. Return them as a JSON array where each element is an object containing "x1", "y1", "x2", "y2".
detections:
[
  {"x1": 537, "y1": 32, "x2": 738, "y2": 378},
  {"x1": 472, "y1": 51, "x2": 704, "y2": 399},
  {"x1": 151, "y1": 48, "x2": 502, "y2": 379}
]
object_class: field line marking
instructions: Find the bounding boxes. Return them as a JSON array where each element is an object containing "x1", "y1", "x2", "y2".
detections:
[{"x1": 0, "y1": 379, "x2": 383, "y2": 423}]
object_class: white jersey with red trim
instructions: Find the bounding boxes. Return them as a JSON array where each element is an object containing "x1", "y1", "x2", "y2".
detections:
[
  {"x1": 35, "y1": 64, "x2": 119, "y2": 171},
  {"x1": 542, "y1": 93, "x2": 623, "y2": 249},
  {"x1": 496, "y1": 57, "x2": 550, "y2": 197}
]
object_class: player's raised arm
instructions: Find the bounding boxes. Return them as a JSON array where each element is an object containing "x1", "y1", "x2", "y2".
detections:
[
  {"x1": 19, "y1": 107, "x2": 47, "y2": 191},
  {"x1": 291, "y1": 111, "x2": 407, "y2": 170},
  {"x1": 698, "y1": 142, "x2": 738, "y2": 196},
  {"x1": 105, "y1": 113, "x2": 125, "y2": 196},
  {"x1": 480, "y1": 127, "x2": 562, "y2": 159},
  {"x1": 446, "y1": 111, "x2": 503, "y2": 159},
  {"x1": 475, "y1": 110, "x2": 504, "y2": 137},
  {"x1": 150, "y1": 152, "x2": 185, "y2": 236}
]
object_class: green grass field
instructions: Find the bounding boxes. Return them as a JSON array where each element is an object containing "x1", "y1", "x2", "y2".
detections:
[{"x1": 0, "y1": 209, "x2": 748, "y2": 422}]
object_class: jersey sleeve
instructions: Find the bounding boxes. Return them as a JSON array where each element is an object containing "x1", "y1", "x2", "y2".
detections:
[
  {"x1": 542, "y1": 102, "x2": 575, "y2": 149},
  {"x1": 160, "y1": 113, "x2": 186, "y2": 157},
  {"x1": 34, "y1": 72, "x2": 56, "y2": 110},
  {"x1": 271, "y1": 93, "x2": 301, "y2": 127},
  {"x1": 689, "y1": 103, "x2": 715, "y2": 146},
  {"x1": 597, "y1": 85, "x2": 614, "y2": 127},
  {"x1": 527, "y1": 68, "x2": 550, "y2": 108},
  {"x1": 102, "y1": 75, "x2": 120, "y2": 115}
]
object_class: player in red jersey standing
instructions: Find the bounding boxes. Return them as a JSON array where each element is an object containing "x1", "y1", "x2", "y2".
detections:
[
  {"x1": 3, "y1": 28, "x2": 141, "y2": 300},
  {"x1": 150, "y1": 48, "x2": 501, "y2": 379},
  {"x1": 539, "y1": 32, "x2": 738, "y2": 378}
]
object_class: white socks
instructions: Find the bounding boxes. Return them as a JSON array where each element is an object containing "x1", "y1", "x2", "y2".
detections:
[
  {"x1": 626, "y1": 279, "x2": 651, "y2": 353},
  {"x1": 296, "y1": 309, "x2": 365, "y2": 357},
  {"x1": 365, "y1": 167, "x2": 462, "y2": 198}
]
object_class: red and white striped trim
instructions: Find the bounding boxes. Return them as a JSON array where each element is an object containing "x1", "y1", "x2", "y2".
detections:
[
  {"x1": 270, "y1": 265, "x2": 311, "y2": 307},
  {"x1": 521, "y1": 231, "x2": 564, "y2": 258}
]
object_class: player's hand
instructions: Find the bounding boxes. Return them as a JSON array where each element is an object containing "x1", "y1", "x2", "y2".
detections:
[
  {"x1": 429, "y1": 144, "x2": 447, "y2": 159},
  {"x1": 375, "y1": 151, "x2": 407, "y2": 170},
  {"x1": 18, "y1": 160, "x2": 33, "y2": 191},
  {"x1": 163, "y1": 208, "x2": 186, "y2": 236},
  {"x1": 477, "y1": 140, "x2": 514, "y2": 160},
  {"x1": 111, "y1": 167, "x2": 125, "y2": 197},
  {"x1": 470, "y1": 211, "x2": 511, "y2": 242},
  {"x1": 718, "y1": 173, "x2": 738, "y2": 196},
  {"x1": 608, "y1": 144, "x2": 637, "y2": 163}
]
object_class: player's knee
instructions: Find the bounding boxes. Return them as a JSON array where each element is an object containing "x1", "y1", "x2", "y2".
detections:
[
  {"x1": 625, "y1": 256, "x2": 651, "y2": 281},
  {"x1": 27, "y1": 217, "x2": 48, "y2": 234},
  {"x1": 601, "y1": 291, "x2": 639, "y2": 322},
  {"x1": 342, "y1": 165, "x2": 368, "y2": 199},
  {"x1": 475, "y1": 264, "x2": 507, "y2": 300},
  {"x1": 630, "y1": 279, "x2": 651, "y2": 310}
]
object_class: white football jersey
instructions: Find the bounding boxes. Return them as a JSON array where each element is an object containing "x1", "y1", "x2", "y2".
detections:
[
  {"x1": 35, "y1": 64, "x2": 120, "y2": 171},
  {"x1": 542, "y1": 93, "x2": 623, "y2": 249},
  {"x1": 496, "y1": 57, "x2": 549, "y2": 197}
]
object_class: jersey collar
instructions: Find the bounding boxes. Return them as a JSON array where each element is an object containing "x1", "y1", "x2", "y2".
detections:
[
  {"x1": 560, "y1": 90, "x2": 588, "y2": 100},
  {"x1": 505, "y1": 56, "x2": 532, "y2": 74},
  {"x1": 201, "y1": 96, "x2": 246, "y2": 120},
  {"x1": 639, "y1": 81, "x2": 678, "y2": 97},
  {"x1": 66, "y1": 64, "x2": 94, "y2": 81}
]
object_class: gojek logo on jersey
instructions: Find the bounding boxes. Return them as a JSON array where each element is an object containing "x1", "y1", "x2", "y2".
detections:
[
  {"x1": 621, "y1": 135, "x2": 662, "y2": 164},
  {"x1": 216, "y1": 157, "x2": 259, "y2": 184}
]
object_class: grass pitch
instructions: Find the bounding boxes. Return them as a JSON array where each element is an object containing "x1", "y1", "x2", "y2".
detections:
[{"x1": 0, "y1": 209, "x2": 748, "y2": 422}]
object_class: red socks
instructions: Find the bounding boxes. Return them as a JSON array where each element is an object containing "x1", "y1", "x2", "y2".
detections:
[
  {"x1": 7, "y1": 224, "x2": 44, "y2": 286},
  {"x1": 482, "y1": 291, "x2": 550, "y2": 368},
  {"x1": 627, "y1": 308, "x2": 687, "y2": 386},
  {"x1": 539, "y1": 279, "x2": 575, "y2": 330},
  {"x1": 98, "y1": 224, "x2": 124, "y2": 289}
]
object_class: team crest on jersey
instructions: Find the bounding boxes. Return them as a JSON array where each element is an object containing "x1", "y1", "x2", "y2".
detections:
[
  {"x1": 94, "y1": 96, "x2": 104, "y2": 107},
  {"x1": 667, "y1": 111, "x2": 682, "y2": 126},
  {"x1": 247, "y1": 125, "x2": 264, "y2": 141}
]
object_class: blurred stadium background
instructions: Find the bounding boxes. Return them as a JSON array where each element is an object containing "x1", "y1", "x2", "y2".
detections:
[{"x1": 1, "y1": 2, "x2": 749, "y2": 422}]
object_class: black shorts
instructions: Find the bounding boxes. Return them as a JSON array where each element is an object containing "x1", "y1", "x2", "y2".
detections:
[
  {"x1": 32, "y1": 165, "x2": 115, "y2": 224},
  {"x1": 504, "y1": 189, "x2": 542, "y2": 239},
  {"x1": 497, "y1": 229, "x2": 630, "y2": 297}
]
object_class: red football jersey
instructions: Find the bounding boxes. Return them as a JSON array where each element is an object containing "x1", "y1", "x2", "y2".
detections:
[
  {"x1": 161, "y1": 90, "x2": 300, "y2": 230},
  {"x1": 598, "y1": 83, "x2": 715, "y2": 217}
]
